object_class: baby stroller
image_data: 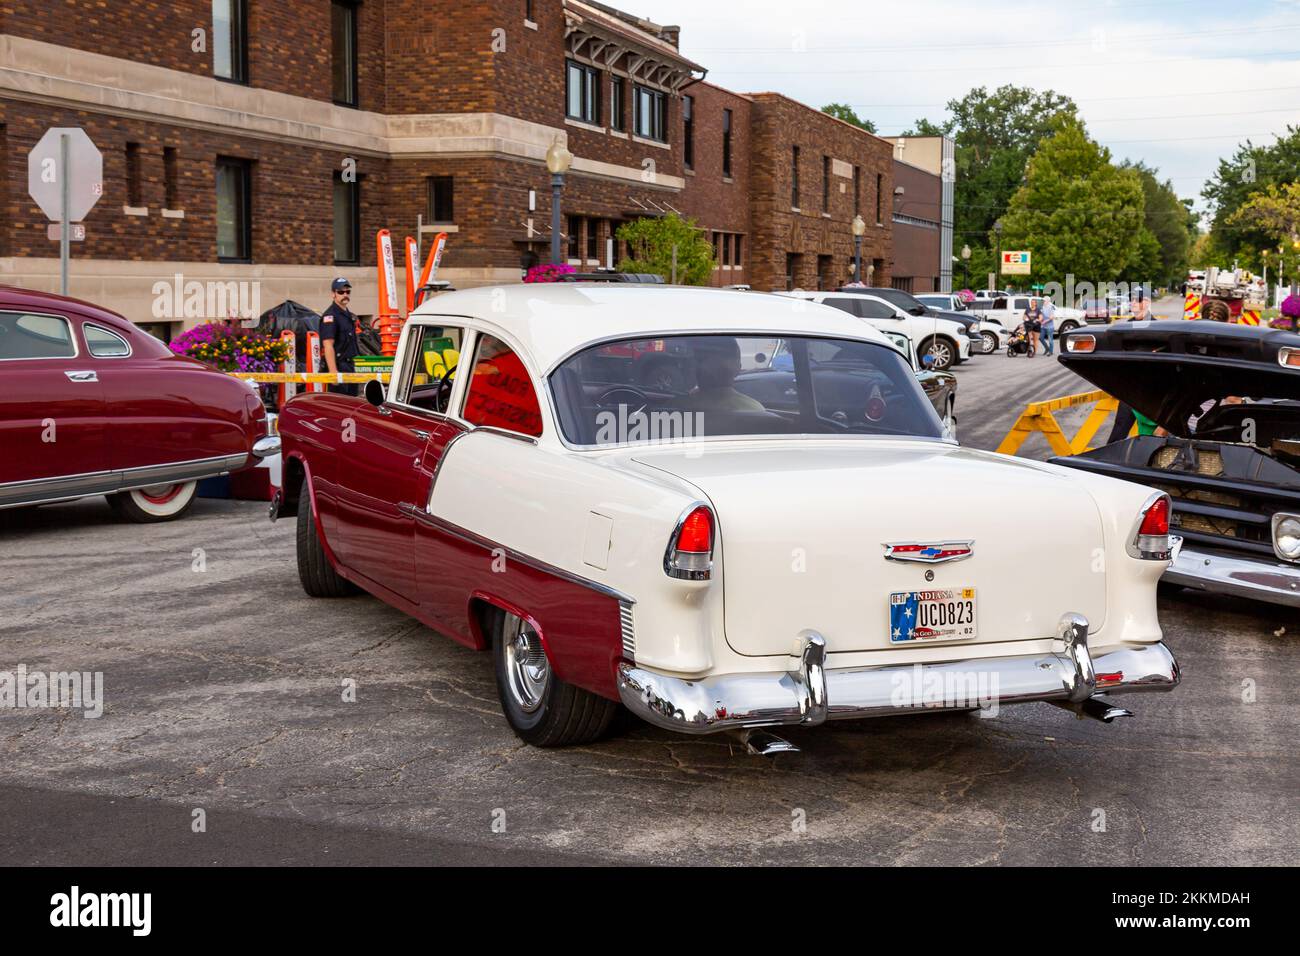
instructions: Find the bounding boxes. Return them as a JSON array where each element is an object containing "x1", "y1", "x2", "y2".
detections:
[{"x1": 1006, "y1": 325, "x2": 1033, "y2": 357}]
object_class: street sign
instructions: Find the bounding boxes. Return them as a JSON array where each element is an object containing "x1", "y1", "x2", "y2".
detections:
[
  {"x1": 1001, "y1": 251, "x2": 1031, "y2": 276},
  {"x1": 46, "y1": 224, "x2": 86, "y2": 242},
  {"x1": 28, "y1": 128, "x2": 103, "y2": 223},
  {"x1": 27, "y1": 128, "x2": 103, "y2": 296}
]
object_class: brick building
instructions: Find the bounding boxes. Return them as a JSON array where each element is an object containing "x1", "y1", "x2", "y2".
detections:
[{"x1": 0, "y1": 0, "x2": 897, "y2": 334}]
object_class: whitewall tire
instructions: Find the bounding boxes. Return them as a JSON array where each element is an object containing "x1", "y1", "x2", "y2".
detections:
[{"x1": 108, "y1": 481, "x2": 198, "y2": 523}]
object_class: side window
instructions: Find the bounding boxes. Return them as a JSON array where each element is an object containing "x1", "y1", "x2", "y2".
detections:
[
  {"x1": 1014, "y1": 298, "x2": 1029, "y2": 310},
  {"x1": 992, "y1": 297, "x2": 1008, "y2": 309},
  {"x1": 394, "y1": 324, "x2": 463, "y2": 413},
  {"x1": 84, "y1": 324, "x2": 131, "y2": 358},
  {"x1": 0, "y1": 312, "x2": 76, "y2": 360},
  {"x1": 462, "y1": 335, "x2": 543, "y2": 437},
  {"x1": 858, "y1": 299, "x2": 897, "y2": 319},
  {"x1": 820, "y1": 297, "x2": 858, "y2": 317}
]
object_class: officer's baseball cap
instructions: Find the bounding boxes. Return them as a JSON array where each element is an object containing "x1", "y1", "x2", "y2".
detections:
[{"x1": 331, "y1": 277, "x2": 352, "y2": 292}]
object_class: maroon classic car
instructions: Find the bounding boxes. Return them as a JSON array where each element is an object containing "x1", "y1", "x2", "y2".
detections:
[{"x1": 0, "y1": 286, "x2": 277, "y2": 521}]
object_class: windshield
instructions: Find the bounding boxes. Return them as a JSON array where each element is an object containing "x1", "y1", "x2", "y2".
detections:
[{"x1": 550, "y1": 334, "x2": 943, "y2": 446}]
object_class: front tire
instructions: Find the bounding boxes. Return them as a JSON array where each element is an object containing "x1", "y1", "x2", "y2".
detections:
[
  {"x1": 107, "y1": 481, "x2": 197, "y2": 522},
  {"x1": 296, "y1": 477, "x2": 360, "y2": 597},
  {"x1": 981, "y1": 331, "x2": 999, "y2": 354},
  {"x1": 943, "y1": 397, "x2": 957, "y2": 440},
  {"x1": 489, "y1": 607, "x2": 618, "y2": 747},
  {"x1": 920, "y1": 336, "x2": 955, "y2": 370}
]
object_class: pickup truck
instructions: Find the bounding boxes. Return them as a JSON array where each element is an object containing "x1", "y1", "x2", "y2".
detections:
[{"x1": 966, "y1": 295, "x2": 1087, "y2": 338}]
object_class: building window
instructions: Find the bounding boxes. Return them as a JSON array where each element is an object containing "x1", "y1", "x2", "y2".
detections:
[
  {"x1": 733, "y1": 234, "x2": 743, "y2": 268},
  {"x1": 567, "y1": 215, "x2": 580, "y2": 261},
  {"x1": 853, "y1": 165, "x2": 861, "y2": 215},
  {"x1": 216, "y1": 157, "x2": 251, "y2": 262},
  {"x1": 683, "y1": 95, "x2": 694, "y2": 169},
  {"x1": 331, "y1": 1, "x2": 359, "y2": 107},
  {"x1": 822, "y1": 155, "x2": 831, "y2": 213},
  {"x1": 525, "y1": 0, "x2": 535, "y2": 22},
  {"x1": 791, "y1": 146, "x2": 800, "y2": 209},
  {"x1": 125, "y1": 143, "x2": 142, "y2": 208},
  {"x1": 212, "y1": 0, "x2": 248, "y2": 83},
  {"x1": 163, "y1": 147, "x2": 179, "y2": 209},
  {"x1": 785, "y1": 252, "x2": 801, "y2": 291},
  {"x1": 722, "y1": 108, "x2": 733, "y2": 178},
  {"x1": 721, "y1": 234, "x2": 731, "y2": 267},
  {"x1": 333, "y1": 173, "x2": 359, "y2": 265},
  {"x1": 566, "y1": 60, "x2": 601, "y2": 124},
  {"x1": 587, "y1": 219, "x2": 600, "y2": 261},
  {"x1": 611, "y1": 76, "x2": 625, "y2": 131},
  {"x1": 875, "y1": 173, "x2": 883, "y2": 224},
  {"x1": 634, "y1": 85, "x2": 667, "y2": 142},
  {"x1": 427, "y1": 176, "x2": 453, "y2": 223}
]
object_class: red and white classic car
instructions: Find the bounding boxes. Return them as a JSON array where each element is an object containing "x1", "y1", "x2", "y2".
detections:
[
  {"x1": 0, "y1": 287, "x2": 278, "y2": 521},
  {"x1": 276, "y1": 284, "x2": 1179, "y2": 752}
]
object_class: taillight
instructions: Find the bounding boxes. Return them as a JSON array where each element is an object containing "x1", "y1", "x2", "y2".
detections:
[
  {"x1": 1067, "y1": 334, "x2": 1096, "y2": 353},
  {"x1": 665, "y1": 504, "x2": 714, "y2": 580},
  {"x1": 1130, "y1": 494, "x2": 1172, "y2": 560},
  {"x1": 1279, "y1": 347, "x2": 1300, "y2": 369}
]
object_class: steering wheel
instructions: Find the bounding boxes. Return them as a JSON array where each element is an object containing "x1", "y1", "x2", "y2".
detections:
[
  {"x1": 597, "y1": 386, "x2": 649, "y2": 408},
  {"x1": 435, "y1": 367, "x2": 456, "y2": 413}
]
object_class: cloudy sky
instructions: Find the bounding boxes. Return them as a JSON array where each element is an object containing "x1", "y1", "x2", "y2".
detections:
[{"x1": 646, "y1": 0, "x2": 1300, "y2": 221}]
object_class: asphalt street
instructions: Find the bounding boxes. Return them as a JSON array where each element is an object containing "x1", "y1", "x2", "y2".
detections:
[{"x1": 3, "y1": 295, "x2": 1297, "y2": 866}]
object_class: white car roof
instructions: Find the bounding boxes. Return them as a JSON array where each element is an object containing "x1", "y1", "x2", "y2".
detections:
[{"x1": 414, "y1": 284, "x2": 894, "y2": 371}]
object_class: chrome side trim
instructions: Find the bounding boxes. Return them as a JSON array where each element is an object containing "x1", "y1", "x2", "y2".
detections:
[
  {"x1": 1164, "y1": 544, "x2": 1300, "y2": 608},
  {"x1": 473, "y1": 425, "x2": 539, "y2": 445},
  {"x1": 0, "y1": 453, "x2": 249, "y2": 508},
  {"x1": 618, "y1": 619, "x2": 1179, "y2": 736},
  {"x1": 399, "y1": 504, "x2": 636, "y2": 606},
  {"x1": 619, "y1": 601, "x2": 636, "y2": 662},
  {"x1": 426, "y1": 426, "x2": 472, "y2": 501}
]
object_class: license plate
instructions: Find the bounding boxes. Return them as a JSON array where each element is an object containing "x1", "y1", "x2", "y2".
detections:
[{"x1": 889, "y1": 588, "x2": 977, "y2": 643}]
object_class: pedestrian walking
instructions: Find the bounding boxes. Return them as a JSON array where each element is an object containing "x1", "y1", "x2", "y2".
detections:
[
  {"x1": 321, "y1": 276, "x2": 360, "y2": 396},
  {"x1": 1040, "y1": 295, "x2": 1056, "y2": 355},
  {"x1": 1023, "y1": 297, "x2": 1043, "y2": 356},
  {"x1": 1131, "y1": 290, "x2": 1150, "y2": 321}
]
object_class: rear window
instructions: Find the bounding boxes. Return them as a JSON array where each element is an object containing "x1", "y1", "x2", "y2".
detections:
[
  {"x1": 0, "y1": 312, "x2": 76, "y2": 360},
  {"x1": 550, "y1": 334, "x2": 943, "y2": 446}
]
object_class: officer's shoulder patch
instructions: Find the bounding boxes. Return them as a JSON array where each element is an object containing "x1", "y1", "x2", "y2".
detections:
[{"x1": 323, "y1": 315, "x2": 335, "y2": 323}]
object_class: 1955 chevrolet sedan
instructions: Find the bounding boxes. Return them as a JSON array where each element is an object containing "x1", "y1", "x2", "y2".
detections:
[{"x1": 274, "y1": 284, "x2": 1179, "y2": 752}]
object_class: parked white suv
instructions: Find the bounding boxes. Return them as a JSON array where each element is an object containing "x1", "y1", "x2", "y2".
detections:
[{"x1": 777, "y1": 290, "x2": 971, "y2": 370}]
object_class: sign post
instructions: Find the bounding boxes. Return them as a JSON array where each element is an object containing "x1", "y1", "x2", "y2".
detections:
[{"x1": 28, "y1": 128, "x2": 103, "y2": 296}]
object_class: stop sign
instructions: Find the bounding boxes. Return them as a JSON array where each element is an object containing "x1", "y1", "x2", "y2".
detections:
[{"x1": 28, "y1": 128, "x2": 103, "y2": 223}]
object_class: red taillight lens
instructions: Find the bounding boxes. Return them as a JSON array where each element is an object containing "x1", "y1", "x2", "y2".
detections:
[
  {"x1": 665, "y1": 505, "x2": 714, "y2": 580},
  {"x1": 676, "y1": 507, "x2": 713, "y2": 553},
  {"x1": 1131, "y1": 495, "x2": 1172, "y2": 560},
  {"x1": 1139, "y1": 496, "x2": 1169, "y2": 536},
  {"x1": 1067, "y1": 334, "x2": 1096, "y2": 353}
]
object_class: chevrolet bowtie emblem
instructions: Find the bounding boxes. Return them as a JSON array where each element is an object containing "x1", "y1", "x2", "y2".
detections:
[{"x1": 883, "y1": 541, "x2": 974, "y2": 564}]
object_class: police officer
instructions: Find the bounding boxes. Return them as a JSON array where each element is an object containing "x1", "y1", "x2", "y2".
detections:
[{"x1": 321, "y1": 277, "x2": 359, "y2": 396}]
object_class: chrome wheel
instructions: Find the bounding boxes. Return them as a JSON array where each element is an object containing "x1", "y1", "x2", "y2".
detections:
[
  {"x1": 503, "y1": 614, "x2": 550, "y2": 714},
  {"x1": 981, "y1": 331, "x2": 998, "y2": 354},
  {"x1": 926, "y1": 339, "x2": 953, "y2": 370}
]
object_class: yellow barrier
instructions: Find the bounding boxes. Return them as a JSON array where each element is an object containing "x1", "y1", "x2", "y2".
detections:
[
  {"x1": 996, "y1": 389, "x2": 1130, "y2": 457},
  {"x1": 229, "y1": 372, "x2": 391, "y2": 384}
]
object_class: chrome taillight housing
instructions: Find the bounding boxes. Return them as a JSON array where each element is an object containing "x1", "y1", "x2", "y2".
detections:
[
  {"x1": 664, "y1": 503, "x2": 715, "y2": 580},
  {"x1": 1129, "y1": 493, "x2": 1172, "y2": 560}
]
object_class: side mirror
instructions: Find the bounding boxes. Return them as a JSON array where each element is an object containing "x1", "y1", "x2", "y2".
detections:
[{"x1": 364, "y1": 378, "x2": 386, "y2": 407}]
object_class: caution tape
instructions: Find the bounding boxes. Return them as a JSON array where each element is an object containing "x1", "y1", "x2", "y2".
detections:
[
  {"x1": 996, "y1": 389, "x2": 1134, "y2": 457},
  {"x1": 229, "y1": 372, "x2": 391, "y2": 384}
]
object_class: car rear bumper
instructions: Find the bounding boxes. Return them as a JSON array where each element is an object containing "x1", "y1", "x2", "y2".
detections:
[
  {"x1": 1164, "y1": 542, "x2": 1300, "y2": 608},
  {"x1": 617, "y1": 613, "x2": 1178, "y2": 735}
]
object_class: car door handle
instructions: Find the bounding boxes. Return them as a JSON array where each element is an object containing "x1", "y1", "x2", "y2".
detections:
[
  {"x1": 410, "y1": 428, "x2": 432, "y2": 441},
  {"x1": 65, "y1": 370, "x2": 98, "y2": 383}
]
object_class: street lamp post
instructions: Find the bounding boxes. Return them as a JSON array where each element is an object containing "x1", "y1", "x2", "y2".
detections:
[
  {"x1": 546, "y1": 138, "x2": 572, "y2": 266},
  {"x1": 851, "y1": 215, "x2": 866, "y2": 284},
  {"x1": 960, "y1": 244, "x2": 971, "y2": 291},
  {"x1": 992, "y1": 220, "x2": 1003, "y2": 291}
]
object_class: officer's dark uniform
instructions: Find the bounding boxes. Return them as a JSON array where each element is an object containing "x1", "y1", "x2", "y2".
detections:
[{"x1": 321, "y1": 299, "x2": 360, "y2": 396}]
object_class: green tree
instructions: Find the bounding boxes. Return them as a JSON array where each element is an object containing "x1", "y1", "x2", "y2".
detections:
[
  {"x1": 1202, "y1": 125, "x2": 1300, "y2": 260},
  {"x1": 907, "y1": 85, "x2": 1079, "y2": 270},
  {"x1": 1121, "y1": 161, "x2": 1196, "y2": 286},
  {"x1": 616, "y1": 213, "x2": 715, "y2": 285},
  {"x1": 820, "y1": 103, "x2": 876, "y2": 133},
  {"x1": 902, "y1": 118, "x2": 946, "y2": 137},
  {"x1": 1229, "y1": 181, "x2": 1300, "y2": 279},
  {"x1": 997, "y1": 117, "x2": 1145, "y2": 287}
]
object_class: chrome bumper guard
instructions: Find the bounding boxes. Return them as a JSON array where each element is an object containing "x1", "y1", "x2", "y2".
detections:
[
  {"x1": 1164, "y1": 542, "x2": 1300, "y2": 608},
  {"x1": 617, "y1": 613, "x2": 1179, "y2": 735}
]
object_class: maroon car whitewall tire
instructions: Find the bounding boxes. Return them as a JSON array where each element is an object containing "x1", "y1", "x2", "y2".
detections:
[{"x1": 108, "y1": 481, "x2": 198, "y2": 522}]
